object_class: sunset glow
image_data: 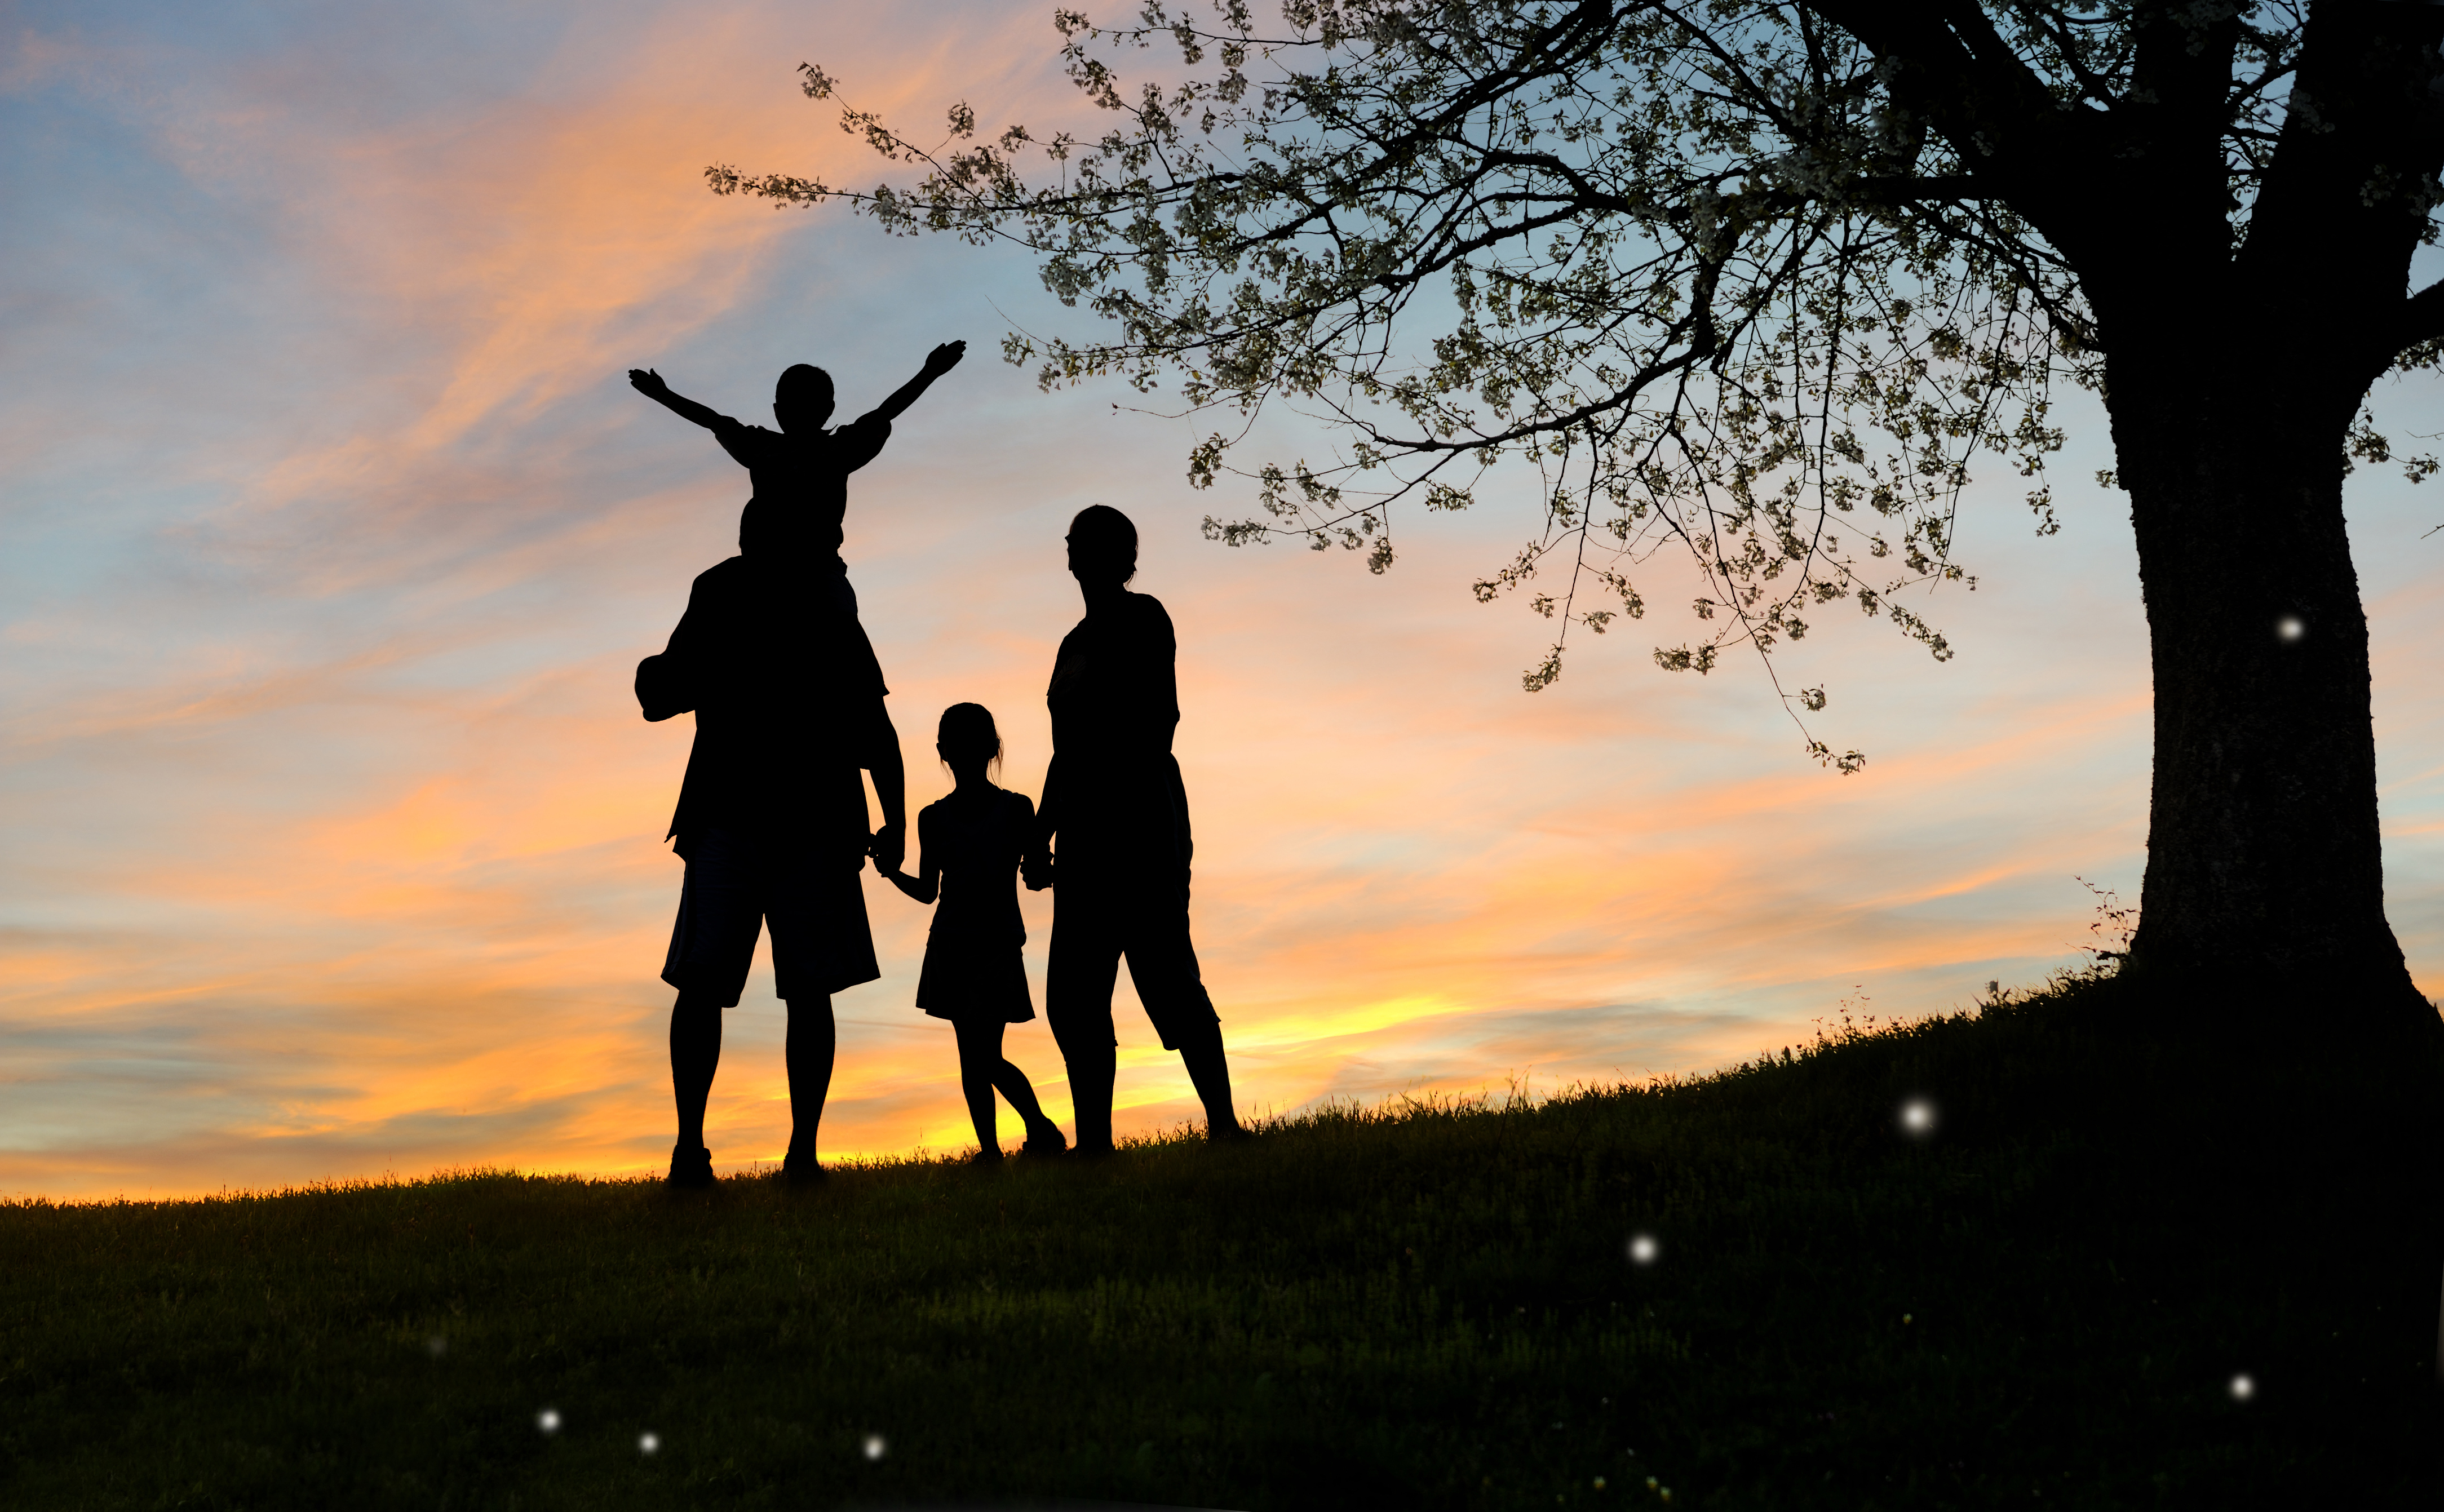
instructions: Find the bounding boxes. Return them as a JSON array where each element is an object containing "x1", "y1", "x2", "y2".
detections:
[{"x1": 6, "y1": 1, "x2": 2440, "y2": 1200}]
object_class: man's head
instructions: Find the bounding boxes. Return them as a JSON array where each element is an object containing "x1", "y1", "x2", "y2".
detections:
[
  {"x1": 774, "y1": 363, "x2": 835, "y2": 433},
  {"x1": 1065, "y1": 504, "x2": 1139, "y2": 587}
]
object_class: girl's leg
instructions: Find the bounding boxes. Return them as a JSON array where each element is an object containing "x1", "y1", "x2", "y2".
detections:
[
  {"x1": 783, "y1": 993, "x2": 836, "y2": 1166},
  {"x1": 670, "y1": 990, "x2": 724, "y2": 1153},
  {"x1": 986, "y1": 1039, "x2": 1059, "y2": 1137},
  {"x1": 952, "y1": 1017, "x2": 1004, "y2": 1155}
]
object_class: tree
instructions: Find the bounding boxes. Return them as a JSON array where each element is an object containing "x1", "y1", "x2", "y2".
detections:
[{"x1": 710, "y1": 1, "x2": 2444, "y2": 1027}]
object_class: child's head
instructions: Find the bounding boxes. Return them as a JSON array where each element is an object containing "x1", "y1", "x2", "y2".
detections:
[
  {"x1": 936, "y1": 702, "x2": 1002, "y2": 775},
  {"x1": 774, "y1": 363, "x2": 836, "y2": 433},
  {"x1": 1065, "y1": 504, "x2": 1139, "y2": 587}
]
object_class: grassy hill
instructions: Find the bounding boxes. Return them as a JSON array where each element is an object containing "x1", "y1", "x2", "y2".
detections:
[{"x1": 3, "y1": 976, "x2": 2439, "y2": 1510}]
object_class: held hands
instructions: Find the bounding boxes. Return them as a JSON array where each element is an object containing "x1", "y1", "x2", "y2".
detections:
[
  {"x1": 867, "y1": 821, "x2": 907, "y2": 877},
  {"x1": 1022, "y1": 854, "x2": 1055, "y2": 892},
  {"x1": 921, "y1": 341, "x2": 966, "y2": 378},
  {"x1": 628, "y1": 367, "x2": 671, "y2": 398}
]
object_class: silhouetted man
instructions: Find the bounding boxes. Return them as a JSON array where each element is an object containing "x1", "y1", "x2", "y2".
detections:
[
  {"x1": 629, "y1": 343, "x2": 963, "y2": 1187},
  {"x1": 1037, "y1": 504, "x2": 1247, "y2": 1155}
]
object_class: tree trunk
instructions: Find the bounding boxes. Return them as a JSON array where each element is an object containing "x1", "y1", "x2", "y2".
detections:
[{"x1": 2106, "y1": 358, "x2": 2430, "y2": 1031}]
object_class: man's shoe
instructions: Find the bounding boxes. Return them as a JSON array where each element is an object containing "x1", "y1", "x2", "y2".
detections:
[
  {"x1": 782, "y1": 1149, "x2": 825, "y2": 1187},
  {"x1": 968, "y1": 1149, "x2": 1006, "y2": 1167},
  {"x1": 1020, "y1": 1125, "x2": 1068, "y2": 1159},
  {"x1": 666, "y1": 1144, "x2": 715, "y2": 1189},
  {"x1": 1207, "y1": 1122, "x2": 1255, "y2": 1145}
]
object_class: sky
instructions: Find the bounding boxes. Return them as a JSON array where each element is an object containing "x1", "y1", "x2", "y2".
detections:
[{"x1": 5, "y1": 1, "x2": 2441, "y2": 1199}]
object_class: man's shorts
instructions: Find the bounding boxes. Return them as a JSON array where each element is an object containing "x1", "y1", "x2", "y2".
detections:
[{"x1": 661, "y1": 828, "x2": 879, "y2": 1007}]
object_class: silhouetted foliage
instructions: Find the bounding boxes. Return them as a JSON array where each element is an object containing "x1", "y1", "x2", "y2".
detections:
[{"x1": 711, "y1": 1, "x2": 2444, "y2": 999}]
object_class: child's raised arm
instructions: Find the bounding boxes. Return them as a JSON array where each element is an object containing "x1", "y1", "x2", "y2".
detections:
[
  {"x1": 862, "y1": 341, "x2": 966, "y2": 426},
  {"x1": 628, "y1": 367, "x2": 727, "y2": 430}
]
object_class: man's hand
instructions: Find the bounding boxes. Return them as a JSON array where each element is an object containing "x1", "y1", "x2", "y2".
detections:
[
  {"x1": 921, "y1": 341, "x2": 966, "y2": 378},
  {"x1": 628, "y1": 367, "x2": 671, "y2": 398},
  {"x1": 868, "y1": 822, "x2": 907, "y2": 877},
  {"x1": 1022, "y1": 855, "x2": 1055, "y2": 892}
]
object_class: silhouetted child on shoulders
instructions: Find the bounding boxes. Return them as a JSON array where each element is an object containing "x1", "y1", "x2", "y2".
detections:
[
  {"x1": 887, "y1": 703, "x2": 1068, "y2": 1163},
  {"x1": 627, "y1": 342, "x2": 964, "y2": 613}
]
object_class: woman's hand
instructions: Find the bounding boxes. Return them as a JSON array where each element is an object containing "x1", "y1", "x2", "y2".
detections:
[
  {"x1": 921, "y1": 340, "x2": 966, "y2": 378},
  {"x1": 628, "y1": 367, "x2": 670, "y2": 398}
]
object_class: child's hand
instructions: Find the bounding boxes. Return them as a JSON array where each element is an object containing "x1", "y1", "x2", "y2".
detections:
[
  {"x1": 628, "y1": 367, "x2": 670, "y2": 397},
  {"x1": 922, "y1": 341, "x2": 966, "y2": 378}
]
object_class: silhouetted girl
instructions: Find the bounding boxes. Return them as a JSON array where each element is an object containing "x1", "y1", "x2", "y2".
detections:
[{"x1": 888, "y1": 703, "x2": 1067, "y2": 1163}]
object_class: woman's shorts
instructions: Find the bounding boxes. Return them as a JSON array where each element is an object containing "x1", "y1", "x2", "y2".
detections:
[{"x1": 661, "y1": 828, "x2": 879, "y2": 1007}]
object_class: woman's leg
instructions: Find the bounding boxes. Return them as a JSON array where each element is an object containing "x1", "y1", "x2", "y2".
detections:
[
  {"x1": 783, "y1": 992, "x2": 836, "y2": 1165},
  {"x1": 1047, "y1": 902, "x2": 1123, "y2": 1155},
  {"x1": 952, "y1": 1017, "x2": 1004, "y2": 1155},
  {"x1": 1176, "y1": 1018, "x2": 1246, "y2": 1138},
  {"x1": 669, "y1": 990, "x2": 724, "y2": 1153}
]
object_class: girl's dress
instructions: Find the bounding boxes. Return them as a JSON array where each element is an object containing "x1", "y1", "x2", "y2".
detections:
[{"x1": 913, "y1": 786, "x2": 1038, "y2": 1023}]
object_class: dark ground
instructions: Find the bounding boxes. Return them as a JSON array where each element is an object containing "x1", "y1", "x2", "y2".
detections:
[{"x1": 3, "y1": 974, "x2": 2439, "y2": 1509}]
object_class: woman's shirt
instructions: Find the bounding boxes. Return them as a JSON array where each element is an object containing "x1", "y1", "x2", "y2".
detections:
[{"x1": 1045, "y1": 591, "x2": 1192, "y2": 876}]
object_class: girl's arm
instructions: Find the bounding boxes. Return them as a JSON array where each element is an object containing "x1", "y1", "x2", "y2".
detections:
[
  {"x1": 888, "y1": 809, "x2": 941, "y2": 904},
  {"x1": 628, "y1": 368, "x2": 727, "y2": 430},
  {"x1": 862, "y1": 342, "x2": 966, "y2": 425},
  {"x1": 1026, "y1": 756, "x2": 1060, "y2": 891}
]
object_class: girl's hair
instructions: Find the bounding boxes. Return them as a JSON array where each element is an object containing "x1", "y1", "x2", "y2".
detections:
[
  {"x1": 1066, "y1": 504, "x2": 1139, "y2": 584},
  {"x1": 776, "y1": 363, "x2": 835, "y2": 406},
  {"x1": 937, "y1": 702, "x2": 1002, "y2": 775}
]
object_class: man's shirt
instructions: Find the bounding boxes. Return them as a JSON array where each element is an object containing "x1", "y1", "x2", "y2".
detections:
[{"x1": 636, "y1": 553, "x2": 888, "y2": 865}]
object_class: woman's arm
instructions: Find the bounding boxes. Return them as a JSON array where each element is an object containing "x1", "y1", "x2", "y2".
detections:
[
  {"x1": 1017, "y1": 793, "x2": 1053, "y2": 891},
  {"x1": 628, "y1": 368, "x2": 727, "y2": 430},
  {"x1": 862, "y1": 342, "x2": 966, "y2": 425},
  {"x1": 1026, "y1": 756, "x2": 1060, "y2": 890}
]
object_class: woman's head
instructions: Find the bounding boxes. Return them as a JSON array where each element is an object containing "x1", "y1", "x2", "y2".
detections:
[
  {"x1": 936, "y1": 702, "x2": 1002, "y2": 773},
  {"x1": 1066, "y1": 504, "x2": 1138, "y2": 587},
  {"x1": 773, "y1": 363, "x2": 836, "y2": 433}
]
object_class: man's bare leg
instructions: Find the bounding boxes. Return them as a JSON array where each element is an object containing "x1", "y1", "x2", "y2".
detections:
[
  {"x1": 783, "y1": 993, "x2": 835, "y2": 1180},
  {"x1": 668, "y1": 991, "x2": 723, "y2": 1185}
]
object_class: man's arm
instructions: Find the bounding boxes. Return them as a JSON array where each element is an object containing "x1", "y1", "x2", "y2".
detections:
[
  {"x1": 636, "y1": 574, "x2": 716, "y2": 721},
  {"x1": 864, "y1": 706, "x2": 907, "y2": 875},
  {"x1": 628, "y1": 367, "x2": 727, "y2": 430},
  {"x1": 861, "y1": 342, "x2": 966, "y2": 425}
]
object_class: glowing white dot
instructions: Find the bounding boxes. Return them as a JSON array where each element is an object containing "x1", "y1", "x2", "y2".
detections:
[
  {"x1": 536, "y1": 1408, "x2": 561, "y2": 1434},
  {"x1": 1627, "y1": 1232, "x2": 1660, "y2": 1265},
  {"x1": 2277, "y1": 615, "x2": 2305, "y2": 642},
  {"x1": 1899, "y1": 1097, "x2": 1938, "y2": 1136},
  {"x1": 639, "y1": 1431, "x2": 660, "y2": 1455},
  {"x1": 862, "y1": 1433, "x2": 888, "y2": 1461},
  {"x1": 2230, "y1": 1373, "x2": 2255, "y2": 1401},
  {"x1": 426, "y1": 1335, "x2": 446, "y2": 1358}
]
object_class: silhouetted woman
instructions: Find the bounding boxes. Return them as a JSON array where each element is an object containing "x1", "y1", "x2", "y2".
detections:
[
  {"x1": 886, "y1": 702, "x2": 1068, "y2": 1163},
  {"x1": 1038, "y1": 505, "x2": 1247, "y2": 1155}
]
